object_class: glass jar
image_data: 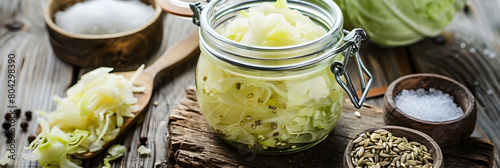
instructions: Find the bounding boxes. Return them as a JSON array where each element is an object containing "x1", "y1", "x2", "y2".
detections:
[{"x1": 191, "y1": 0, "x2": 371, "y2": 154}]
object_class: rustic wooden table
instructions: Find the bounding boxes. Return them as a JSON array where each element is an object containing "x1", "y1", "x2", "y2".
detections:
[
  {"x1": 167, "y1": 87, "x2": 496, "y2": 168},
  {"x1": 0, "y1": 0, "x2": 498, "y2": 167}
]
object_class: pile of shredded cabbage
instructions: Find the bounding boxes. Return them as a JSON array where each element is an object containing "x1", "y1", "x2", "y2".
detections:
[
  {"x1": 23, "y1": 66, "x2": 144, "y2": 168},
  {"x1": 197, "y1": 0, "x2": 344, "y2": 150}
]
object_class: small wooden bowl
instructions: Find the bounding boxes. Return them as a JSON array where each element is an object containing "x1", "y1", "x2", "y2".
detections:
[
  {"x1": 384, "y1": 73, "x2": 476, "y2": 146},
  {"x1": 43, "y1": 0, "x2": 164, "y2": 68},
  {"x1": 344, "y1": 126, "x2": 443, "y2": 168}
]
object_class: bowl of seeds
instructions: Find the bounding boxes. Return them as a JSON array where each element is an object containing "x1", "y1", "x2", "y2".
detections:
[{"x1": 344, "y1": 126, "x2": 443, "y2": 168}]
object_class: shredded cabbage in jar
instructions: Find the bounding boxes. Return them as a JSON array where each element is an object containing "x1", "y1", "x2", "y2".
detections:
[
  {"x1": 23, "y1": 65, "x2": 144, "y2": 167},
  {"x1": 197, "y1": 56, "x2": 344, "y2": 149},
  {"x1": 197, "y1": 0, "x2": 344, "y2": 151},
  {"x1": 217, "y1": 0, "x2": 326, "y2": 47}
]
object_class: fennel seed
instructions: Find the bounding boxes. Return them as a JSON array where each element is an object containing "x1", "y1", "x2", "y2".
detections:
[
  {"x1": 247, "y1": 93, "x2": 254, "y2": 98},
  {"x1": 255, "y1": 120, "x2": 263, "y2": 126},
  {"x1": 271, "y1": 123, "x2": 277, "y2": 130},
  {"x1": 350, "y1": 129, "x2": 434, "y2": 168}
]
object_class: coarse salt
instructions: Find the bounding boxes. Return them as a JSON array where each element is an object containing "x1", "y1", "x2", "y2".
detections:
[
  {"x1": 394, "y1": 88, "x2": 463, "y2": 122},
  {"x1": 55, "y1": 0, "x2": 155, "y2": 35}
]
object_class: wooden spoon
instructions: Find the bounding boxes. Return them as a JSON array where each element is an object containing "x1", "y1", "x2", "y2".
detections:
[{"x1": 72, "y1": 31, "x2": 199, "y2": 159}]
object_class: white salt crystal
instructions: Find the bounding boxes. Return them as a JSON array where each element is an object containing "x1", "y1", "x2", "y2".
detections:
[
  {"x1": 394, "y1": 88, "x2": 463, "y2": 122},
  {"x1": 55, "y1": 0, "x2": 155, "y2": 35}
]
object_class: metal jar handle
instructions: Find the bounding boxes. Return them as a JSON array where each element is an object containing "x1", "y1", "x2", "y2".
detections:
[
  {"x1": 331, "y1": 29, "x2": 373, "y2": 109},
  {"x1": 190, "y1": 2, "x2": 373, "y2": 109}
]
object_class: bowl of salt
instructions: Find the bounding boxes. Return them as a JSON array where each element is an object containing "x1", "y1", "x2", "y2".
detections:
[
  {"x1": 43, "y1": 0, "x2": 163, "y2": 68},
  {"x1": 384, "y1": 73, "x2": 476, "y2": 146}
]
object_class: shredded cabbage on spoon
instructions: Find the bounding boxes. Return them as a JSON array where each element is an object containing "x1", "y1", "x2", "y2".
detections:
[{"x1": 23, "y1": 65, "x2": 144, "y2": 168}]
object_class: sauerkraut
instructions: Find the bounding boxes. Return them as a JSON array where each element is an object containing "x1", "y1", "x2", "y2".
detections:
[
  {"x1": 23, "y1": 65, "x2": 144, "y2": 167},
  {"x1": 196, "y1": 0, "x2": 344, "y2": 151},
  {"x1": 217, "y1": 0, "x2": 326, "y2": 47}
]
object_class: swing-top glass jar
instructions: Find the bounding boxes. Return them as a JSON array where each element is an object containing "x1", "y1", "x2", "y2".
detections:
[{"x1": 191, "y1": 0, "x2": 372, "y2": 154}]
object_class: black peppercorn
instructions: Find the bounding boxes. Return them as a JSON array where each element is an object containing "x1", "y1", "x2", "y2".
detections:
[
  {"x1": 4, "y1": 21, "x2": 24, "y2": 31},
  {"x1": 5, "y1": 131, "x2": 14, "y2": 139},
  {"x1": 140, "y1": 137, "x2": 147, "y2": 145},
  {"x1": 28, "y1": 135, "x2": 36, "y2": 144},
  {"x1": 2, "y1": 122, "x2": 10, "y2": 129},
  {"x1": 4, "y1": 113, "x2": 12, "y2": 120},
  {"x1": 432, "y1": 36, "x2": 446, "y2": 46},
  {"x1": 14, "y1": 108, "x2": 21, "y2": 119},
  {"x1": 21, "y1": 121, "x2": 29, "y2": 132},
  {"x1": 463, "y1": 4, "x2": 470, "y2": 14},
  {"x1": 25, "y1": 111, "x2": 33, "y2": 121}
]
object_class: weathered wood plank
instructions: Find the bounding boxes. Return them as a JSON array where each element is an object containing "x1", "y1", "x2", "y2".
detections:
[{"x1": 168, "y1": 87, "x2": 495, "y2": 168}]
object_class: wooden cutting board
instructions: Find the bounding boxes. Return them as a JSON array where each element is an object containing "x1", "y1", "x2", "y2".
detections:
[{"x1": 167, "y1": 86, "x2": 495, "y2": 168}]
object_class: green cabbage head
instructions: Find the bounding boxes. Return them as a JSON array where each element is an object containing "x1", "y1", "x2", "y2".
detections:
[{"x1": 335, "y1": 0, "x2": 466, "y2": 47}]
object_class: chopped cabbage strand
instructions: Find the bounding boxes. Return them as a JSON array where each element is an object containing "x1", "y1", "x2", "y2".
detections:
[
  {"x1": 0, "y1": 151, "x2": 11, "y2": 166},
  {"x1": 138, "y1": 145, "x2": 151, "y2": 155},
  {"x1": 24, "y1": 65, "x2": 143, "y2": 167},
  {"x1": 102, "y1": 144, "x2": 127, "y2": 168},
  {"x1": 23, "y1": 118, "x2": 82, "y2": 168}
]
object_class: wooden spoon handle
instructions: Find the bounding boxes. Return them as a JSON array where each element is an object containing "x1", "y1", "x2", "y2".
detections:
[
  {"x1": 356, "y1": 85, "x2": 388, "y2": 99},
  {"x1": 144, "y1": 30, "x2": 200, "y2": 79}
]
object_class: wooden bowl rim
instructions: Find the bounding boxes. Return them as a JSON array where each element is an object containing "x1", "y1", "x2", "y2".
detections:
[
  {"x1": 344, "y1": 125, "x2": 443, "y2": 168},
  {"x1": 385, "y1": 73, "x2": 476, "y2": 125},
  {"x1": 43, "y1": 0, "x2": 163, "y2": 39}
]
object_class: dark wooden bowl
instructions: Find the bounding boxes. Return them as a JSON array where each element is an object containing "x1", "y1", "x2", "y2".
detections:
[
  {"x1": 384, "y1": 73, "x2": 476, "y2": 146},
  {"x1": 43, "y1": 0, "x2": 164, "y2": 68},
  {"x1": 344, "y1": 126, "x2": 443, "y2": 168}
]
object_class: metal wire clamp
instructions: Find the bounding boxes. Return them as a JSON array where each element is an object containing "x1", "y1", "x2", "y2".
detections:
[{"x1": 331, "y1": 29, "x2": 373, "y2": 109}]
